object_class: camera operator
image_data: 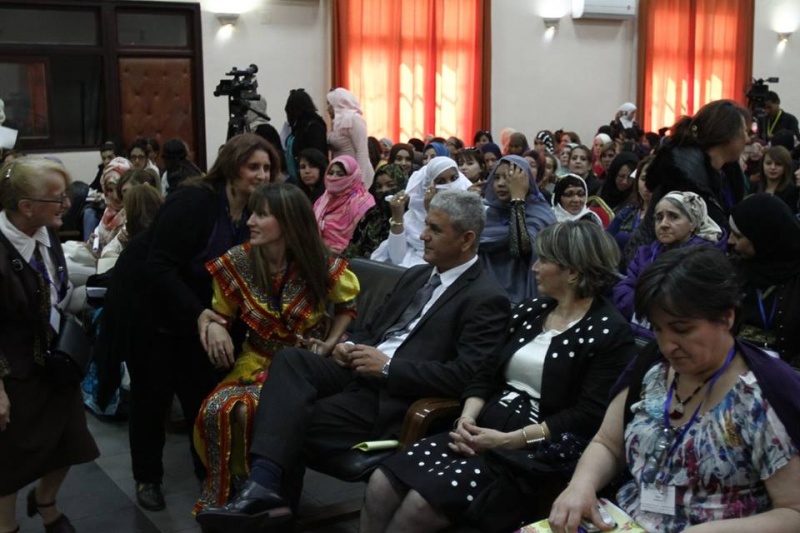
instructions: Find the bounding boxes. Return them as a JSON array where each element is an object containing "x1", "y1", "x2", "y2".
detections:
[{"x1": 765, "y1": 91, "x2": 800, "y2": 142}]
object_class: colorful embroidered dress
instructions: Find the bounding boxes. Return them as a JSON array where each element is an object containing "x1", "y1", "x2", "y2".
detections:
[
  {"x1": 192, "y1": 243, "x2": 358, "y2": 513},
  {"x1": 617, "y1": 362, "x2": 797, "y2": 531}
]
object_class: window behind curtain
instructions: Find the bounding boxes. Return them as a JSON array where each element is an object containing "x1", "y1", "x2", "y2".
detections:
[
  {"x1": 638, "y1": 0, "x2": 753, "y2": 132},
  {"x1": 333, "y1": 0, "x2": 489, "y2": 143}
]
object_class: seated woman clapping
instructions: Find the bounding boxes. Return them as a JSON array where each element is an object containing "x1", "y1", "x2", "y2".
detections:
[
  {"x1": 360, "y1": 221, "x2": 636, "y2": 533},
  {"x1": 193, "y1": 183, "x2": 359, "y2": 513},
  {"x1": 549, "y1": 246, "x2": 800, "y2": 533}
]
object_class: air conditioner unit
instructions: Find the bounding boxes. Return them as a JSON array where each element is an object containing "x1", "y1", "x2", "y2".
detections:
[{"x1": 572, "y1": 0, "x2": 637, "y2": 20}]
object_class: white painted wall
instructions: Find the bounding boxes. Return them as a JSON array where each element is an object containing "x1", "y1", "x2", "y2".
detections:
[
  {"x1": 752, "y1": 0, "x2": 800, "y2": 121},
  {"x1": 489, "y1": 0, "x2": 637, "y2": 147},
  {"x1": 44, "y1": 0, "x2": 799, "y2": 183}
]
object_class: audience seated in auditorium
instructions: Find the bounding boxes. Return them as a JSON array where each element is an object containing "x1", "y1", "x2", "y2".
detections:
[
  {"x1": 729, "y1": 194, "x2": 800, "y2": 367},
  {"x1": 551, "y1": 174, "x2": 603, "y2": 226},
  {"x1": 624, "y1": 99, "x2": 749, "y2": 264},
  {"x1": 479, "y1": 155, "x2": 556, "y2": 304},
  {"x1": 371, "y1": 156, "x2": 471, "y2": 267},
  {"x1": 598, "y1": 151, "x2": 640, "y2": 212},
  {"x1": 567, "y1": 145, "x2": 601, "y2": 197},
  {"x1": 550, "y1": 246, "x2": 800, "y2": 533},
  {"x1": 608, "y1": 155, "x2": 653, "y2": 255},
  {"x1": 344, "y1": 163, "x2": 407, "y2": 259},
  {"x1": 196, "y1": 189, "x2": 511, "y2": 531},
  {"x1": 613, "y1": 191, "x2": 725, "y2": 343},
  {"x1": 313, "y1": 155, "x2": 375, "y2": 254},
  {"x1": 361, "y1": 221, "x2": 635, "y2": 533},
  {"x1": 295, "y1": 147, "x2": 327, "y2": 205},
  {"x1": 193, "y1": 183, "x2": 359, "y2": 513},
  {"x1": 753, "y1": 145, "x2": 798, "y2": 214}
]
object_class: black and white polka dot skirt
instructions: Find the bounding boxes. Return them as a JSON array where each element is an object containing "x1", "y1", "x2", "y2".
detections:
[{"x1": 380, "y1": 388, "x2": 538, "y2": 520}]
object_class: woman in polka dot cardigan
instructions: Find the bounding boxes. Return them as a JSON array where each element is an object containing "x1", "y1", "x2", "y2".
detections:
[{"x1": 360, "y1": 221, "x2": 637, "y2": 533}]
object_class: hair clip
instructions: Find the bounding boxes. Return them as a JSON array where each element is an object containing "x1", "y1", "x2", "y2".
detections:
[
  {"x1": 690, "y1": 124, "x2": 699, "y2": 136},
  {"x1": 3, "y1": 162, "x2": 13, "y2": 180}
]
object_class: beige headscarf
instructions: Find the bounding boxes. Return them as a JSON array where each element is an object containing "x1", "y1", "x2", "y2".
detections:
[{"x1": 662, "y1": 191, "x2": 722, "y2": 242}]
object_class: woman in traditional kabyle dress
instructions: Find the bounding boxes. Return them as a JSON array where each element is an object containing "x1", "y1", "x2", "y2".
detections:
[{"x1": 193, "y1": 183, "x2": 359, "y2": 513}]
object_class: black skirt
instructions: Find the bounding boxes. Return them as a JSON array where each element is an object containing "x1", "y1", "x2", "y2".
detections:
[
  {"x1": 0, "y1": 371, "x2": 99, "y2": 495},
  {"x1": 380, "y1": 388, "x2": 539, "y2": 521}
]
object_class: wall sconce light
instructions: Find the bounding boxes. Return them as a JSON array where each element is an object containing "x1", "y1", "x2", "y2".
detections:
[
  {"x1": 543, "y1": 18, "x2": 560, "y2": 31},
  {"x1": 216, "y1": 13, "x2": 240, "y2": 27},
  {"x1": 777, "y1": 32, "x2": 792, "y2": 43}
]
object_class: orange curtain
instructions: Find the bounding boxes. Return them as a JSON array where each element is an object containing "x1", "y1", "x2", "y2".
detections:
[
  {"x1": 332, "y1": 0, "x2": 488, "y2": 143},
  {"x1": 638, "y1": 0, "x2": 753, "y2": 132}
]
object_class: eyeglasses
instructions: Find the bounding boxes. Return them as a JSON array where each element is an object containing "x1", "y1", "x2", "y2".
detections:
[
  {"x1": 641, "y1": 427, "x2": 674, "y2": 485},
  {"x1": 22, "y1": 193, "x2": 69, "y2": 206},
  {"x1": 129, "y1": 154, "x2": 147, "y2": 161}
]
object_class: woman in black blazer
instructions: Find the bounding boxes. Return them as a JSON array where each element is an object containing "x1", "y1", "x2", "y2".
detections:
[{"x1": 360, "y1": 221, "x2": 637, "y2": 533}]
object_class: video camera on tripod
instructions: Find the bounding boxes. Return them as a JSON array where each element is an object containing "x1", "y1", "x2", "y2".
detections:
[
  {"x1": 214, "y1": 64, "x2": 268, "y2": 140},
  {"x1": 746, "y1": 77, "x2": 779, "y2": 140}
]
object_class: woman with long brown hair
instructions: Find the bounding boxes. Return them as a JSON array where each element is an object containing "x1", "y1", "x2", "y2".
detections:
[{"x1": 193, "y1": 183, "x2": 359, "y2": 513}]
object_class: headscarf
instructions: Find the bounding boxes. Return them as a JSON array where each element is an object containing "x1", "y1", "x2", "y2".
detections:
[
  {"x1": 247, "y1": 96, "x2": 271, "y2": 129},
  {"x1": 102, "y1": 157, "x2": 131, "y2": 211},
  {"x1": 618, "y1": 102, "x2": 637, "y2": 129},
  {"x1": 594, "y1": 133, "x2": 613, "y2": 146},
  {"x1": 327, "y1": 88, "x2": 363, "y2": 132},
  {"x1": 404, "y1": 156, "x2": 472, "y2": 251},
  {"x1": 730, "y1": 193, "x2": 800, "y2": 286},
  {"x1": 313, "y1": 155, "x2": 375, "y2": 252},
  {"x1": 599, "y1": 152, "x2": 640, "y2": 209},
  {"x1": 343, "y1": 164, "x2": 408, "y2": 259},
  {"x1": 536, "y1": 131, "x2": 554, "y2": 154},
  {"x1": 552, "y1": 174, "x2": 602, "y2": 225},
  {"x1": 423, "y1": 142, "x2": 449, "y2": 158},
  {"x1": 661, "y1": 191, "x2": 722, "y2": 243},
  {"x1": 480, "y1": 142, "x2": 502, "y2": 159},
  {"x1": 480, "y1": 155, "x2": 557, "y2": 302},
  {"x1": 499, "y1": 127, "x2": 516, "y2": 154}
]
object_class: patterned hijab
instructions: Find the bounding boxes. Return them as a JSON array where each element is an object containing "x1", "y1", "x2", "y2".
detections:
[{"x1": 661, "y1": 191, "x2": 722, "y2": 243}]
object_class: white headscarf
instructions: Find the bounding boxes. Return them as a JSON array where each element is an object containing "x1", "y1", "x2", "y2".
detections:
[
  {"x1": 551, "y1": 174, "x2": 603, "y2": 225},
  {"x1": 403, "y1": 156, "x2": 471, "y2": 250},
  {"x1": 618, "y1": 102, "x2": 637, "y2": 129}
]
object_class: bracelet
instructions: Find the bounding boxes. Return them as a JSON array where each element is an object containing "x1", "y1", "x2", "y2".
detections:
[
  {"x1": 521, "y1": 424, "x2": 547, "y2": 447},
  {"x1": 453, "y1": 416, "x2": 475, "y2": 429},
  {"x1": 389, "y1": 217, "x2": 404, "y2": 227}
]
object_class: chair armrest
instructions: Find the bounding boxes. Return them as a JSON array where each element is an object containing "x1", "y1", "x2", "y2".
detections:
[{"x1": 398, "y1": 397, "x2": 461, "y2": 449}]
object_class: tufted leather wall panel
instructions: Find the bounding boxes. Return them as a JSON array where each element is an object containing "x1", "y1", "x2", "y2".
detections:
[{"x1": 119, "y1": 57, "x2": 195, "y2": 164}]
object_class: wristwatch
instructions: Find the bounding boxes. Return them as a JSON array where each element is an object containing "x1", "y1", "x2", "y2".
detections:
[{"x1": 380, "y1": 360, "x2": 391, "y2": 378}]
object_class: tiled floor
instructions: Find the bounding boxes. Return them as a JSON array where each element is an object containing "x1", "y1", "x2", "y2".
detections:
[{"x1": 13, "y1": 412, "x2": 362, "y2": 532}]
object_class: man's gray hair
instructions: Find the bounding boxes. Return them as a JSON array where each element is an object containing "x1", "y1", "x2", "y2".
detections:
[{"x1": 429, "y1": 189, "x2": 485, "y2": 246}]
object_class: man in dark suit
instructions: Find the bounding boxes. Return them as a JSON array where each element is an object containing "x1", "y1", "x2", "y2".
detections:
[{"x1": 197, "y1": 189, "x2": 510, "y2": 531}]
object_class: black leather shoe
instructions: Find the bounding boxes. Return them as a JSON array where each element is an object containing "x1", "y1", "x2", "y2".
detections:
[
  {"x1": 136, "y1": 483, "x2": 165, "y2": 511},
  {"x1": 196, "y1": 480, "x2": 292, "y2": 532},
  {"x1": 43, "y1": 514, "x2": 75, "y2": 533}
]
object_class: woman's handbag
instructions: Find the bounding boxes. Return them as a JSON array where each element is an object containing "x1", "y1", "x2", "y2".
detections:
[{"x1": 46, "y1": 312, "x2": 92, "y2": 387}]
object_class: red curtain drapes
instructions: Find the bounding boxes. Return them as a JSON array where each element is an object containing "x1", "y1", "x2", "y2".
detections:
[
  {"x1": 332, "y1": 0, "x2": 489, "y2": 143},
  {"x1": 637, "y1": 0, "x2": 753, "y2": 132}
]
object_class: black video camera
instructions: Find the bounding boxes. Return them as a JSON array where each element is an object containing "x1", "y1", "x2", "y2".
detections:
[{"x1": 214, "y1": 64, "x2": 260, "y2": 101}]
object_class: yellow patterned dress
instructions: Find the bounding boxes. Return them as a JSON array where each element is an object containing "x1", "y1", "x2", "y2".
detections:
[{"x1": 192, "y1": 243, "x2": 358, "y2": 513}]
